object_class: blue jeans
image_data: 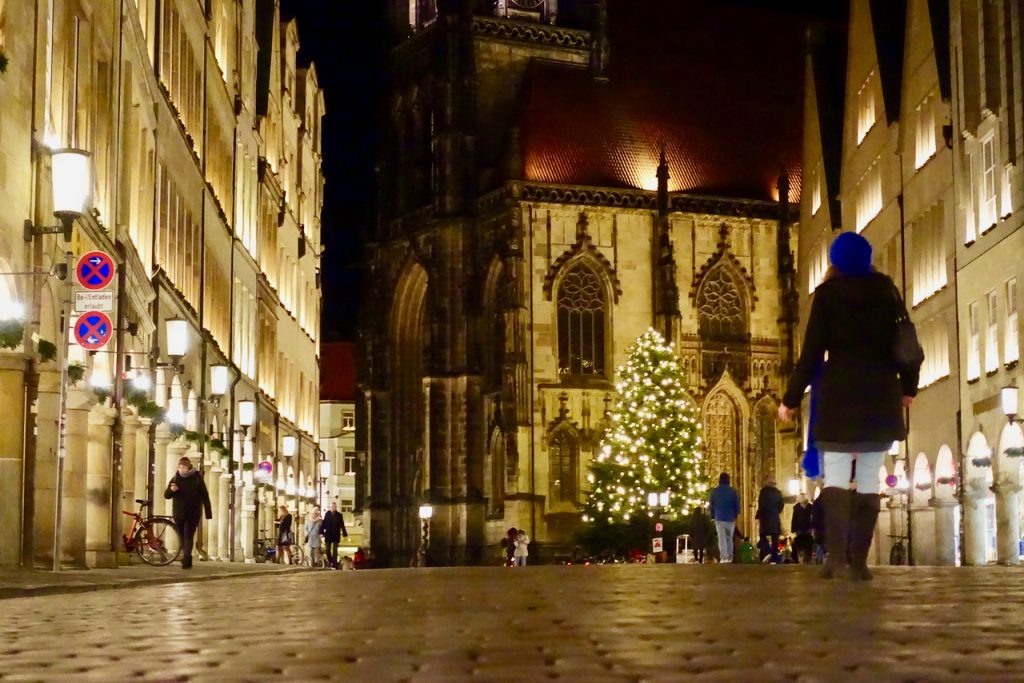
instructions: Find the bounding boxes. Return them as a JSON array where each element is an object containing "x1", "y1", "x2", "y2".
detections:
[
  {"x1": 822, "y1": 450, "x2": 886, "y2": 493},
  {"x1": 714, "y1": 520, "x2": 735, "y2": 562}
]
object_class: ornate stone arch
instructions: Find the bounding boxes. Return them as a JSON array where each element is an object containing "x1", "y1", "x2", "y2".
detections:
[
  {"x1": 481, "y1": 256, "x2": 506, "y2": 388},
  {"x1": 484, "y1": 426, "x2": 505, "y2": 515},
  {"x1": 752, "y1": 395, "x2": 777, "y2": 486},
  {"x1": 552, "y1": 259, "x2": 611, "y2": 378},
  {"x1": 690, "y1": 223, "x2": 757, "y2": 308},
  {"x1": 695, "y1": 264, "x2": 750, "y2": 341},
  {"x1": 702, "y1": 372, "x2": 751, "y2": 525},
  {"x1": 543, "y1": 213, "x2": 621, "y2": 302}
]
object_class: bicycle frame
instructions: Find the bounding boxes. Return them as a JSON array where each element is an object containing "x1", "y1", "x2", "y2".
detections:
[{"x1": 121, "y1": 510, "x2": 144, "y2": 552}]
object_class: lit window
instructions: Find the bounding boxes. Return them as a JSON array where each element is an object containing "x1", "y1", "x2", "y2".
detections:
[
  {"x1": 808, "y1": 239, "x2": 828, "y2": 294},
  {"x1": 918, "y1": 319, "x2": 950, "y2": 389},
  {"x1": 914, "y1": 96, "x2": 937, "y2": 169},
  {"x1": 557, "y1": 263, "x2": 607, "y2": 377},
  {"x1": 980, "y1": 136, "x2": 997, "y2": 231},
  {"x1": 343, "y1": 452, "x2": 357, "y2": 476},
  {"x1": 342, "y1": 412, "x2": 355, "y2": 431},
  {"x1": 1001, "y1": 165, "x2": 1013, "y2": 219},
  {"x1": 857, "y1": 73, "x2": 876, "y2": 144},
  {"x1": 1006, "y1": 278, "x2": 1019, "y2": 365},
  {"x1": 855, "y1": 164, "x2": 882, "y2": 232},
  {"x1": 985, "y1": 291, "x2": 999, "y2": 374},
  {"x1": 910, "y1": 204, "x2": 948, "y2": 306},
  {"x1": 339, "y1": 498, "x2": 354, "y2": 513},
  {"x1": 965, "y1": 151, "x2": 977, "y2": 243},
  {"x1": 967, "y1": 301, "x2": 981, "y2": 380}
]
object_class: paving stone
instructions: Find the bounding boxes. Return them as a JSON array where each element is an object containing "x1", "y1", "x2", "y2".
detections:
[{"x1": 0, "y1": 565, "x2": 1022, "y2": 680}]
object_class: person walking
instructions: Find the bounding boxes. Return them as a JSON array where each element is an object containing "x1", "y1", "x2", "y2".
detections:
[
  {"x1": 305, "y1": 506, "x2": 324, "y2": 567},
  {"x1": 276, "y1": 505, "x2": 294, "y2": 565},
  {"x1": 513, "y1": 529, "x2": 530, "y2": 567},
  {"x1": 791, "y1": 492, "x2": 814, "y2": 564},
  {"x1": 688, "y1": 506, "x2": 711, "y2": 564},
  {"x1": 322, "y1": 501, "x2": 348, "y2": 569},
  {"x1": 709, "y1": 472, "x2": 740, "y2": 563},
  {"x1": 163, "y1": 456, "x2": 212, "y2": 570},
  {"x1": 755, "y1": 476, "x2": 784, "y2": 563},
  {"x1": 779, "y1": 232, "x2": 921, "y2": 580}
]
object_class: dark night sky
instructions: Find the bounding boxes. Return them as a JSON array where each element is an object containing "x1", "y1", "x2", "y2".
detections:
[{"x1": 286, "y1": 0, "x2": 847, "y2": 343}]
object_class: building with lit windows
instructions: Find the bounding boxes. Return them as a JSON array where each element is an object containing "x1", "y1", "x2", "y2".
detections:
[
  {"x1": 319, "y1": 342, "x2": 367, "y2": 554},
  {"x1": 364, "y1": 1, "x2": 807, "y2": 566},
  {"x1": 799, "y1": 0, "x2": 1023, "y2": 566},
  {"x1": 0, "y1": 0, "x2": 324, "y2": 569}
]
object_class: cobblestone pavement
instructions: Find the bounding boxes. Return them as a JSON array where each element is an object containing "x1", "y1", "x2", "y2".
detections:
[
  {"x1": 1, "y1": 565, "x2": 1023, "y2": 682},
  {"x1": 0, "y1": 561, "x2": 304, "y2": 600}
]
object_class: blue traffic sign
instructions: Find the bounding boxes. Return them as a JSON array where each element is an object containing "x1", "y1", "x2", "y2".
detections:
[
  {"x1": 74, "y1": 311, "x2": 113, "y2": 350},
  {"x1": 76, "y1": 251, "x2": 115, "y2": 290}
]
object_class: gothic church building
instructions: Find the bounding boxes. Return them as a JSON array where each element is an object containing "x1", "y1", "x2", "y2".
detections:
[{"x1": 364, "y1": 0, "x2": 806, "y2": 565}]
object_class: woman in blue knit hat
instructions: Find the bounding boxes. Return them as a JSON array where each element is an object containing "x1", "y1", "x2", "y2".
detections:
[{"x1": 778, "y1": 232, "x2": 921, "y2": 580}]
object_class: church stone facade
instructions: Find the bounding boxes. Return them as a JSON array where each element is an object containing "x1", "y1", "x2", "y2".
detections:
[{"x1": 363, "y1": 0, "x2": 805, "y2": 566}]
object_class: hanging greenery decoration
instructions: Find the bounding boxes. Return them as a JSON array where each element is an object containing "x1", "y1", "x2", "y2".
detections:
[
  {"x1": 67, "y1": 362, "x2": 85, "y2": 385},
  {"x1": 37, "y1": 339, "x2": 57, "y2": 363},
  {"x1": 0, "y1": 319, "x2": 24, "y2": 349},
  {"x1": 970, "y1": 456, "x2": 992, "y2": 468},
  {"x1": 1005, "y1": 447, "x2": 1024, "y2": 458}
]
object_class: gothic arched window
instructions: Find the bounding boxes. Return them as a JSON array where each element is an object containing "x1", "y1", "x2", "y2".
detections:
[
  {"x1": 557, "y1": 263, "x2": 606, "y2": 377},
  {"x1": 549, "y1": 428, "x2": 579, "y2": 503},
  {"x1": 697, "y1": 267, "x2": 747, "y2": 341}
]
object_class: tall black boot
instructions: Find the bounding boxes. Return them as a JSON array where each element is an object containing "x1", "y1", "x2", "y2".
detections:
[
  {"x1": 819, "y1": 487, "x2": 852, "y2": 579},
  {"x1": 848, "y1": 493, "x2": 881, "y2": 581}
]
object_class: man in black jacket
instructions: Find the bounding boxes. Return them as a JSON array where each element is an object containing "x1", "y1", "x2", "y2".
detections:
[
  {"x1": 164, "y1": 456, "x2": 213, "y2": 569},
  {"x1": 790, "y1": 492, "x2": 814, "y2": 563},
  {"x1": 322, "y1": 501, "x2": 348, "y2": 569},
  {"x1": 756, "y1": 477, "x2": 784, "y2": 563}
]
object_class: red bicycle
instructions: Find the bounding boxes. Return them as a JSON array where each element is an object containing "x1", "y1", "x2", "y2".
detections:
[{"x1": 122, "y1": 499, "x2": 182, "y2": 566}]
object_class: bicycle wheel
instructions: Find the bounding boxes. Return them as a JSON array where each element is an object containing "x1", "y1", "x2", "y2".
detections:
[
  {"x1": 136, "y1": 518, "x2": 182, "y2": 566},
  {"x1": 254, "y1": 543, "x2": 267, "y2": 563},
  {"x1": 889, "y1": 542, "x2": 906, "y2": 566},
  {"x1": 291, "y1": 544, "x2": 305, "y2": 566}
]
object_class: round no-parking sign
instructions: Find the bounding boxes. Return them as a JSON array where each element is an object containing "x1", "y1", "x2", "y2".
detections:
[
  {"x1": 76, "y1": 251, "x2": 116, "y2": 291},
  {"x1": 74, "y1": 311, "x2": 113, "y2": 350}
]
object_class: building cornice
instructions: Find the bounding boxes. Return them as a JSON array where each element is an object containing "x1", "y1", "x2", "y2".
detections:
[{"x1": 471, "y1": 16, "x2": 592, "y2": 52}]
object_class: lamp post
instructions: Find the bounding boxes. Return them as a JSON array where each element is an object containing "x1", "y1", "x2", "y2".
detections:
[
  {"x1": 282, "y1": 435, "x2": 297, "y2": 458},
  {"x1": 647, "y1": 491, "x2": 669, "y2": 560},
  {"x1": 1002, "y1": 385, "x2": 1019, "y2": 424},
  {"x1": 418, "y1": 504, "x2": 433, "y2": 567},
  {"x1": 28, "y1": 148, "x2": 93, "y2": 571},
  {"x1": 318, "y1": 451, "x2": 330, "y2": 508}
]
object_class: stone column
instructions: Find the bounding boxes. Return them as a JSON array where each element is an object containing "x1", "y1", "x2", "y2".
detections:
[
  {"x1": 85, "y1": 405, "x2": 117, "y2": 568},
  {"x1": 206, "y1": 462, "x2": 223, "y2": 560},
  {"x1": 133, "y1": 418, "x2": 152, "y2": 506},
  {"x1": 153, "y1": 425, "x2": 172, "y2": 517},
  {"x1": 931, "y1": 497, "x2": 958, "y2": 566},
  {"x1": 120, "y1": 414, "x2": 140, "y2": 538},
  {"x1": 62, "y1": 389, "x2": 94, "y2": 567},
  {"x1": 993, "y1": 481, "x2": 1022, "y2": 566},
  {"x1": 962, "y1": 477, "x2": 989, "y2": 565},
  {"x1": 241, "y1": 483, "x2": 256, "y2": 562},
  {"x1": 32, "y1": 367, "x2": 62, "y2": 565},
  {"x1": 909, "y1": 503, "x2": 935, "y2": 565},
  {"x1": 0, "y1": 358, "x2": 27, "y2": 567},
  {"x1": 218, "y1": 471, "x2": 231, "y2": 560}
]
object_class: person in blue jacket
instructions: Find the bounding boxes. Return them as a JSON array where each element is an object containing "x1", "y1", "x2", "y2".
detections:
[{"x1": 709, "y1": 472, "x2": 740, "y2": 563}]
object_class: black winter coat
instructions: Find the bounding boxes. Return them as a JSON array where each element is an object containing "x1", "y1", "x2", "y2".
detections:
[
  {"x1": 688, "y1": 510, "x2": 711, "y2": 550},
  {"x1": 755, "y1": 485, "x2": 784, "y2": 536},
  {"x1": 164, "y1": 471, "x2": 212, "y2": 522},
  {"x1": 783, "y1": 271, "x2": 919, "y2": 451},
  {"x1": 791, "y1": 502, "x2": 813, "y2": 535},
  {"x1": 321, "y1": 510, "x2": 348, "y2": 542}
]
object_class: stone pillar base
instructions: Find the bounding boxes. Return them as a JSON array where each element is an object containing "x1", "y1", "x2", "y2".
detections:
[{"x1": 85, "y1": 549, "x2": 118, "y2": 569}]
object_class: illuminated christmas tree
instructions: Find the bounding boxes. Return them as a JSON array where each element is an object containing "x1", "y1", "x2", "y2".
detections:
[{"x1": 583, "y1": 329, "x2": 708, "y2": 525}]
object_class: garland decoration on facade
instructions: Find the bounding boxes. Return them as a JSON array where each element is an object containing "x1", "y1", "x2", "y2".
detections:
[
  {"x1": 0, "y1": 319, "x2": 24, "y2": 349},
  {"x1": 37, "y1": 339, "x2": 57, "y2": 363}
]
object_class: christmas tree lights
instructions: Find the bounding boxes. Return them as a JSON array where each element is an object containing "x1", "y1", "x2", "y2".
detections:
[{"x1": 583, "y1": 329, "x2": 708, "y2": 524}]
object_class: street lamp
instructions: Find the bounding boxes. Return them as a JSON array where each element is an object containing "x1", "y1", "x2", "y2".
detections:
[
  {"x1": 318, "y1": 451, "x2": 330, "y2": 505},
  {"x1": 209, "y1": 364, "x2": 229, "y2": 397},
  {"x1": 647, "y1": 491, "x2": 669, "y2": 560},
  {"x1": 165, "y1": 318, "x2": 188, "y2": 365},
  {"x1": 282, "y1": 435, "x2": 297, "y2": 457},
  {"x1": 787, "y1": 478, "x2": 800, "y2": 496},
  {"x1": 1001, "y1": 385, "x2": 1019, "y2": 423},
  {"x1": 238, "y1": 399, "x2": 255, "y2": 434}
]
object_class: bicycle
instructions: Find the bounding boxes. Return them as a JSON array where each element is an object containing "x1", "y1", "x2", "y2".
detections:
[
  {"x1": 122, "y1": 499, "x2": 182, "y2": 566},
  {"x1": 889, "y1": 534, "x2": 908, "y2": 565},
  {"x1": 253, "y1": 535, "x2": 276, "y2": 563}
]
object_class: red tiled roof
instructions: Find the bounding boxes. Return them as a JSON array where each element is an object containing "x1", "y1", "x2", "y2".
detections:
[
  {"x1": 320, "y1": 342, "x2": 358, "y2": 402},
  {"x1": 517, "y1": 2, "x2": 805, "y2": 203}
]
